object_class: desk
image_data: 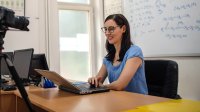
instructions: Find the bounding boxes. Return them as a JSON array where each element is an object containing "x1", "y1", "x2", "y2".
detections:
[{"x1": 1, "y1": 86, "x2": 169, "y2": 112}]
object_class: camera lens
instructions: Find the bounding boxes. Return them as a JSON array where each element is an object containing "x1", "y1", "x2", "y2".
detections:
[
  {"x1": 0, "y1": 6, "x2": 29, "y2": 31},
  {"x1": 12, "y1": 16, "x2": 29, "y2": 31}
]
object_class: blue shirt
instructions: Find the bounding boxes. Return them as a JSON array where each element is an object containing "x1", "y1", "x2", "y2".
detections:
[{"x1": 103, "y1": 45, "x2": 148, "y2": 94}]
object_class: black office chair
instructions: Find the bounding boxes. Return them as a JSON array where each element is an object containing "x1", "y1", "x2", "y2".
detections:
[{"x1": 144, "y1": 60, "x2": 181, "y2": 99}]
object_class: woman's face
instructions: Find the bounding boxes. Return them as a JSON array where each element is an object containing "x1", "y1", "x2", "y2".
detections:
[{"x1": 104, "y1": 19, "x2": 125, "y2": 45}]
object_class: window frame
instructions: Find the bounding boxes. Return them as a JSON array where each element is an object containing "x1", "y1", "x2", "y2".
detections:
[{"x1": 57, "y1": 1, "x2": 96, "y2": 77}]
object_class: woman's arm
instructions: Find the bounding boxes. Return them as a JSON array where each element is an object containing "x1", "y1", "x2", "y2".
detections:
[
  {"x1": 105, "y1": 57, "x2": 142, "y2": 90},
  {"x1": 88, "y1": 64, "x2": 108, "y2": 87}
]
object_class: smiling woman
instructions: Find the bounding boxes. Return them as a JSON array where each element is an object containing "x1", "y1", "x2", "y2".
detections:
[{"x1": 88, "y1": 14, "x2": 148, "y2": 95}]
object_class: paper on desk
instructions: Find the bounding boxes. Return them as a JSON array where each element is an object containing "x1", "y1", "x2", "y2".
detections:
[{"x1": 124, "y1": 99, "x2": 200, "y2": 112}]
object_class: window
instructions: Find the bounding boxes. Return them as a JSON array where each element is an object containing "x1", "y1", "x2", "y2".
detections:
[
  {"x1": 57, "y1": 1, "x2": 93, "y2": 81},
  {"x1": 57, "y1": 0, "x2": 89, "y2": 4}
]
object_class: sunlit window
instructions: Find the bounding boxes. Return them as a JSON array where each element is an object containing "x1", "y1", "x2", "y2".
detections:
[
  {"x1": 57, "y1": 1, "x2": 92, "y2": 81},
  {"x1": 57, "y1": 0, "x2": 89, "y2": 4}
]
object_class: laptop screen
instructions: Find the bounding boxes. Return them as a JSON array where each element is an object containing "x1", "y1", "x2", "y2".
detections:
[
  {"x1": 13, "y1": 48, "x2": 34, "y2": 81},
  {"x1": 30, "y1": 54, "x2": 49, "y2": 71},
  {"x1": 29, "y1": 54, "x2": 49, "y2": 85}
]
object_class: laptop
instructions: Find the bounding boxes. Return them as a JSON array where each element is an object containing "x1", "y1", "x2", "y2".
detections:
[
  {"x1": 29, "y1": 54, "x2": 49, "y2": 86},
  {"x1": 13, "y1": 48, "x2": 34, "y2": 85},
  {"x1": 35, "y1": 69, "x2": 110, "y2": 95}
]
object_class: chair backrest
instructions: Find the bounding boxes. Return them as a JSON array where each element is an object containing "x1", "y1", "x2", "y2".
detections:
[{"x1": 144, "y1": 60, "x2": 181, "y2": 99}]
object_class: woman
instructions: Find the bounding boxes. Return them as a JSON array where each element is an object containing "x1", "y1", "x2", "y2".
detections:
[{"x1": 88, "y1": 14, "x2": 148, "y2": 94}]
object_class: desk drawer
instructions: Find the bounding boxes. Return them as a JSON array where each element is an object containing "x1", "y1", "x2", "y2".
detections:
[{"x1": 0, "y1": 94, "x2": 16, "y2": 112}]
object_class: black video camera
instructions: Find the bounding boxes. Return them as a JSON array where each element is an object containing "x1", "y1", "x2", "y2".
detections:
[
  {"x1": 0, "y1": 6, "x2": 29, "y2": 51},
  {"x1": 0, "y1": 6, "x2": 29, "y2": 31}
]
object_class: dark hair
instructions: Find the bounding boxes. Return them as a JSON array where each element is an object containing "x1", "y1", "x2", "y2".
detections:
[{"x1": 104, "y1": 14, "x2": 133, "y2": 62}]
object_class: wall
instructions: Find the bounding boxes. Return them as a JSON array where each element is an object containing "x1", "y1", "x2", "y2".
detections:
[{"x1": 174, "y1": 57, "x2": 200, "y2": 100}]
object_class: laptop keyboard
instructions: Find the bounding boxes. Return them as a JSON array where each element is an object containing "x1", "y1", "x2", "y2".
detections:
[
  {"x1": 77, "y1": 83, "x2": 107, "y2": 91},
  {"x1": 1, "y1": 83, "x2": 16, "y2": 91},
  {"x1": 70, "y1": 81, "x2": 109, "y2": 94},
  {"x1": 59, "y1": 82, "x2": 109, "y2": 94}
]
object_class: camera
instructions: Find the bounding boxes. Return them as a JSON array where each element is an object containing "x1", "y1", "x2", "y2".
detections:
[
  {"x1": 0, "y1": 6, "x2": 29, "y2": 50},
  {"x1": 0, "y1": 6, "x2": 29, "y2": 31}
]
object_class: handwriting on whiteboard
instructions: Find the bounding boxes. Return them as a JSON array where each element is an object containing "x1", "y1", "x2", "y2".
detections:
[
  {"x1": 104, "y1": 0, "x2": 122, "y2": 18},
  {"x1": 123, "y1": 0, "x2": 200, "y2": 39}
]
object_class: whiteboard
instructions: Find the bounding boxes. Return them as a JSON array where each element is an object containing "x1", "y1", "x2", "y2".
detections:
[
  {"x1": 123, "y1": 0, "x2": 200, "y2": 57},
  {"x1": 103, "y1": 0, "x2": 122, "y2": 18}
]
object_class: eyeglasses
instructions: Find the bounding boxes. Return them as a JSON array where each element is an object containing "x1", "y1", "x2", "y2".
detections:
[{"x1": 101, "y1": 26, "x2": 120, "y2": 33}]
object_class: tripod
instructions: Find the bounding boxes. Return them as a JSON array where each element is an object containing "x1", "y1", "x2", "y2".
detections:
[{"x1": 0, "y1": 30, "x2": 34, "y2": 112}]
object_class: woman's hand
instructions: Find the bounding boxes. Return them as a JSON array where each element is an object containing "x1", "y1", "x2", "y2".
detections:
[{"x1": 88, "y1": 76, "x2": 103, "y2": 87}]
